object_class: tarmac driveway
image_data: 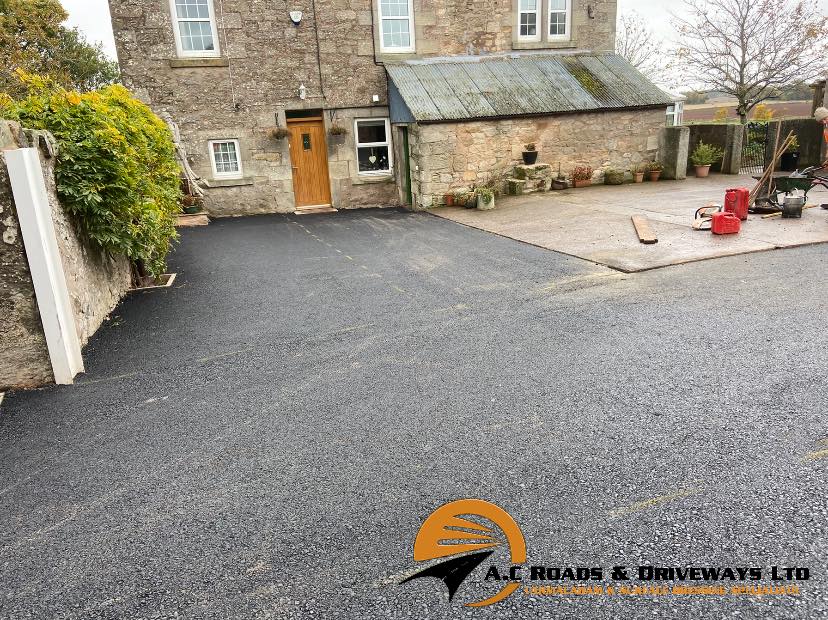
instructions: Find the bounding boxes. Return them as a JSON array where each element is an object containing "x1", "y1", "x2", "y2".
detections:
[{"x1": 0, "y1": 209, "x2": 826, "y2": 619}]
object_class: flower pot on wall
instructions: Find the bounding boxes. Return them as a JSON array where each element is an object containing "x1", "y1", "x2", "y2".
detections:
[
  {"x1": 522, "y1": 151, "x2": 538, "y2": 165},
  {"x1": 695, "y1": 165, "x2": 711, "y2": 178}
]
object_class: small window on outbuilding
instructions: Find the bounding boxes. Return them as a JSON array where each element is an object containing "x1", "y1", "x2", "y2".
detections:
[
  {"x1": 170, "y1": 0, "x2": 220, "y2": 57},
  {"x1": 209, "y1": 139, "x2": 242, "y2": 179},
  {"x1": 666, "y1": 102, "x2": 684, "y2": 127},
  {"x1": 354, "y1": 119, "x2": 392, "y2": 175}
]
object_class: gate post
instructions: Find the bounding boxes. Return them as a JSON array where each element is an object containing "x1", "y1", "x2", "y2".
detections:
[
  {"x1": 5, "y1": 148, "x2": 83, "y2": 384},
  {"x1": 721, "y1": 124, "x2": 743, "y2": 174}
]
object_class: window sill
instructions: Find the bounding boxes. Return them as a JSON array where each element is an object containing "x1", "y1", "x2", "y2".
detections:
[
  {"x1": 206, "y1": 177, "x2": 254, "y2": 188},
  {"x1": 512, "y1": 41, "x2": 576, "y2": 50},
  {"x1": 354, "y1": 173, "x2": 394, "y2": 185},
  {"x1": 169, "y1": 58, "x2": 230, "y2": 68}
]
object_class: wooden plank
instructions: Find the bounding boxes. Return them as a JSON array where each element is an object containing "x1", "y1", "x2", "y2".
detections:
[{"x1": 631, "y1": 215, "x2": 658, "y2": 244}]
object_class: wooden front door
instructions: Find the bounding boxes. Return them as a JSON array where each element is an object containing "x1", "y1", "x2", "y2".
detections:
[{"x1": 287, "y1": 118, "x2": 332, "y2": 208}]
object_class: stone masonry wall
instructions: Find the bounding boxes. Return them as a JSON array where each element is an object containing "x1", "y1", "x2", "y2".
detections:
[
  {"x1": 408, "y1": 108, "x2": 664, "y2": 208},
  {"x1": 0, "y1": 124, "x2": 132, "y2": 390},
  {"x1": 109, "y1": 0, "x2": 617, "y2": 215}
]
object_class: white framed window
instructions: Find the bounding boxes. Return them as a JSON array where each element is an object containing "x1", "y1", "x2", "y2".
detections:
[
  {"x1": 169, "y1": 0, "x2": 220, "y2": 58},
  {"x1": 208, "y1": 139, "x2": 242, "y2": 179},
  {"x1": 518, "y1": 0, "x2": 541, "y2": 42},
  {"x1": 378, "y1": 0, "x2": 415, "y2": 53},
  {"x1": 548, "y1": 0, "x2": 571, "y2": 41},
  {"x1": 354, "y1": 119, "x2": 392, "y2": 175}
]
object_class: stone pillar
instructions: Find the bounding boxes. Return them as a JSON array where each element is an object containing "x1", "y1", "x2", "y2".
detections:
[
  {"x1": 721, "y1": 124, "x2": 743, "y2": 174},
  {"x1": 658, "y1": 126, "x2": 689, "y2": 180}
]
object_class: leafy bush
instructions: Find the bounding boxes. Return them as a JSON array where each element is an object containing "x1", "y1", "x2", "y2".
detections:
[
  {"x1": 646, "y1": 161, "x2": 664, "y2": 172},
  {"x1": 0, "y1": 73, "x2": 180, "y2": 276},
  {"x1": 690, "y1": 141, "x2": 725, "y2": 167}
]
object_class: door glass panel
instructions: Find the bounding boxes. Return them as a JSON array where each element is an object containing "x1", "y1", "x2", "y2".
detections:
[{"x1": 302, "y1": 133, "x2": 311, "y2": 150}]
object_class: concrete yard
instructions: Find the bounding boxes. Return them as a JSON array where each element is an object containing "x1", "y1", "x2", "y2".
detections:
[{"x1": 432, "y1": 174, "x2": 828, "y2": 272}]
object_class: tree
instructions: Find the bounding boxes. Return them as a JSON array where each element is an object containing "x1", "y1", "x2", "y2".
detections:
[
  {"x1": 0, "y1": 0, "x2": 118, "y2": 97},
  {"x1": 616, "y1": 11, "x2": 674, "y2": 84},
  {"x1": 674, "y1": 0, "x2": 828, "y2": 124}
]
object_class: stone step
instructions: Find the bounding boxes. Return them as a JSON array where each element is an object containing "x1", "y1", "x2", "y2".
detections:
[
  {"x1": 294, "y1": 206, "x2": 338, "y2": 215},
  {"x1": 514, "y1": 163, "x2": 553, "y2": 181}
]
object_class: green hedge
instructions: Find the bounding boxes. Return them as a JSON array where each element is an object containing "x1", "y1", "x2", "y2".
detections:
[{"x1": 1, "y1": 73, "x2": 180, "y2": 277}]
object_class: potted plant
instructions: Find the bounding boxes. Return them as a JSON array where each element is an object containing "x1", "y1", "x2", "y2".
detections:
[
  {"x1": 268, "y1": 126, "x2": 289, "y2": 140},
  {"x1": 476, "y1": 187, "x2": 495, "y2": 210},
  {"x1": 444, "y1": 192, "x2": 455, "y2": 206},
  {"x1": 328, "y1": 123, "x2": 348, "y2": 145},
  {"x1": 604, "y1": 167, "x2": 625, "y2": 185},
  {"x1": 552, "y1": 164, "x2": 568, "y2": 190},
  {"x1": 646, "y1": 161, "x2": 664, "y2": 182},
  {"x1": 572, "y1": 165, "x2": 594, "y2": 188},
  {"x1": 181, "y1": 194, "x2": 203, "y2": 214},
  {"x1": 689, "y1": 141, "x2": 724, "y2": 178},
  {"x1": 631, "y1": 163, "x2": 646, "y2": 183},
  {"x1": 780, "y1": 135, "x2": 800, "y2": 172},
  {"x1": 455, "y1": 191, "x2": 476, "y2": 209},
  {"x1": 522, "y1": 143, "x2": 538, "y2": 165}
]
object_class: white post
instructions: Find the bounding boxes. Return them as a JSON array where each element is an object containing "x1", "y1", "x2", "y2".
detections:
[{"x1": 5, "y1": 148, "x2": 84, "y2": 384}]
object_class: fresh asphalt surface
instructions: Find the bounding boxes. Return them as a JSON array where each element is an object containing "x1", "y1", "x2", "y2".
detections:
[{"x1": 1, "y1": 209, "x2": 827, "y2": 619}]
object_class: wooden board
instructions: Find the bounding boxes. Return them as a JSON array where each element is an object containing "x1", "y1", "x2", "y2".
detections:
[{"x1": 631, "y1": 215, "x2": 658, "y2": 244}]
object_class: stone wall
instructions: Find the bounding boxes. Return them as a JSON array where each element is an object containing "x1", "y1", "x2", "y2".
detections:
[
  {"x1": 109, "y1": 0, "x2": 617, "y2": 215},
  {"x1": 0, "y1": 125, "x2": 132, "y2": 390},
  {"x1": 407, "y1": 108, "x2": 664, "y2": 208},
  {"x1": 774, "y1": 119, "x2": 824, "y2": 168}
]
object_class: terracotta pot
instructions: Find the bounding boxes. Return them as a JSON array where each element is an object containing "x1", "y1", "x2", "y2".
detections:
[
  {"x1": 574, "y1": 179, "x2": 592, "y2": 188},
  {"x1": 444, "y1": 193, "x2": 455, "y2": 206},
  {"x1": 695, "y1": 165, "x2": 711, "y2": 178},
  {"x1": 633, "y1": 172, "x2": 645, "y2": 183},
  {"x1": 648, "y1": 170, "x2": 662, "y2": 182}
]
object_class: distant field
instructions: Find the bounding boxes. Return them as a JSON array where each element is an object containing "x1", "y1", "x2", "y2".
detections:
[{"x1": 684, "y1": 100, "x2": 812, "y2": 122}]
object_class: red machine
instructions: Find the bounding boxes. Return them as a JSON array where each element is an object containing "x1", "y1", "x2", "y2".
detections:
[
  {"x1": 711, "y1": 211, "x2": 741, "y2": 235},
  {"x1": 724, "y1": 187, "x2": 750, "y2": 221}
]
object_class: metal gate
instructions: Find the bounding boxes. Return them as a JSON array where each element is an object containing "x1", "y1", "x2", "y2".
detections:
[{"x1": 741, "y1": 122, "x2": 769, "y2": 175}]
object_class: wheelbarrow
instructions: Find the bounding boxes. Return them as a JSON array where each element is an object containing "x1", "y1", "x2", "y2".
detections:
[{"x1": 752, "y1": 166, "x2": 828, "y2": 212}]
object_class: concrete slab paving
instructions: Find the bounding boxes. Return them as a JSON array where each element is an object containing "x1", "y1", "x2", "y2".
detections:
[{"x1": 432, "y1": 174, "x2": 828, "y2": 272}]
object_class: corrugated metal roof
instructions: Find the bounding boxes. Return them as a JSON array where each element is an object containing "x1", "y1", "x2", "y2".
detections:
[{"x1": 386, "y1": 52, "x2": 674, "y2": 123}]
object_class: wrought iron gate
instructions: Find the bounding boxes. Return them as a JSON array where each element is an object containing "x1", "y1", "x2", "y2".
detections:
[{"x1": 741, "y1": 122, "x2": 769, "y2": 175}]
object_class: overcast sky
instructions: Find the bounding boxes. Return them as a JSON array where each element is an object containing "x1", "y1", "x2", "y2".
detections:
[{"x1": 66, "y1": 0, "x2": 825, "y2": 61}]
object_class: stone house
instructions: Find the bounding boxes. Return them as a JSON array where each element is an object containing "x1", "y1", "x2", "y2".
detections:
[{"x1": 108, "y1": 0, "x2": 672, "y2": 215}]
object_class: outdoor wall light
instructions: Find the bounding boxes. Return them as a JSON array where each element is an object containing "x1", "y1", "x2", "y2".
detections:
[
  {"x1": 290, "y1": 11, "x2": 302, "y2": 25},
  {"x1": 299, "y1": 83, "x2": 307, "y2": 100},
  {"x1": 587, "y1": 4, "x2": 595, "y2": 18}
]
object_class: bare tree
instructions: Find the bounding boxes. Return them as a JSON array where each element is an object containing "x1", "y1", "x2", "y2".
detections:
[
  {"x1": 616, "y1": 11, "x2": 673, "y2": 84},
  {"x1": 674, "y1": 0, "x2": 828, "y2": 123}
]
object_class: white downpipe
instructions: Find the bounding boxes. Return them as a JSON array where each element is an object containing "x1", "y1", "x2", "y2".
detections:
[{"x1": 5, "y1": 148, "x2": 83, "y2": 384}]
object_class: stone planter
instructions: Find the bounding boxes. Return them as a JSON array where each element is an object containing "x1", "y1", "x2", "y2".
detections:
[
  {"x1": 477, "y1": 195, "x2": 495, "y2": 211},
  {"x1": 694, "y1": 165, "x2": 711, "y2": 178},
  {"x1": 573, "y1": 179, "x2": 592, "y2": 188},
  {"x1": 633, "y1": 172, "x2": 645, "y2": 183},
  {"x1": 648, "y1": 171, "x2": 662, "y2": 182},
  {"x1": 604, "y1": 171, "x2": 625, "y2": 185}
]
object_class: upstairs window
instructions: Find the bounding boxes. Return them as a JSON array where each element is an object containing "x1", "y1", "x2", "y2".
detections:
[
  {"x1": 518, "y1": 0, "x2": 540, "y2": 41},
  {"x1": 209, "y1": 139, "x2": 242, "y2": 179},
  {"x1": 548, "y1": 0, "x2": 571, "y2": 40},
  {"x1": 378, "y1": 0, "x2": 415, "y2": 53},
  {"x1": 170, "y1": 0, "x2": 220, "y2": 57},
  {"x1": 355, "y1": 119, "x2": 392, "y2": 175}
]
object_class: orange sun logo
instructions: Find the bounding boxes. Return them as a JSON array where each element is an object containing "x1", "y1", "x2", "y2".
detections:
[{"x1": 401, "y1": 499, "x2": 526, "y2": 607}]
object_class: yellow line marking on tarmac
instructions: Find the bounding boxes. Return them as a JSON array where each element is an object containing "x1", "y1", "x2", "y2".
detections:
[
  {"x1": 803, "y1": 449, "x2": 828, "y2": 461},
  {"x1": 609, "y1": 488, "x2": 702, "y2": 518},
  {"x1": 197, "y1": 347, "x2": 253, "y2": 363},
  {"x1": 538, "y1": 272, "x2": 625, "y2": 292},
  {"x1": 345, "y1": 255, "x2": 354, "y2": 260}
]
